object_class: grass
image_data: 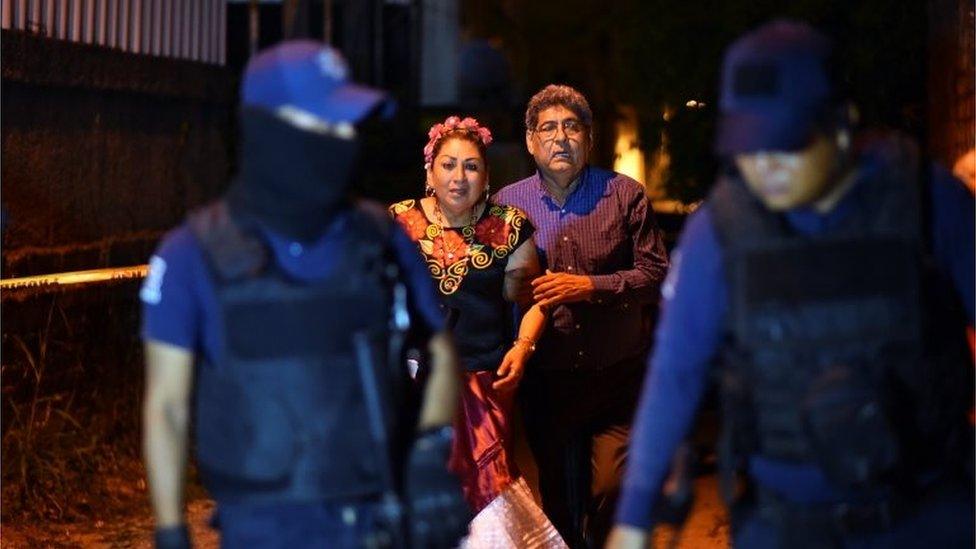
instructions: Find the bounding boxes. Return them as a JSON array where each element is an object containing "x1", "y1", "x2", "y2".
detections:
[{"x1": 2, "y1": 281, "x2": 148, "y2": 524}]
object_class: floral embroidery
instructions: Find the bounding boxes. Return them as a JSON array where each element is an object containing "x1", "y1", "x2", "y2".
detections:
[
  {"x1": 395, "y1": 203, "x2": 429, "y2": 241},
  {"x1": 430, "y1": 231, "x2": 468, "y2": 266},
  {"x1": 390, "y1": 200, "x2": 529, "y2": 295},
  {"x1": 475, "y1": 214, "x2": 510, "y2": 248}
]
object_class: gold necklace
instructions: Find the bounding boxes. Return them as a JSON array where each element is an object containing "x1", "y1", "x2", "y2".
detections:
[
  {"x1": 432, "y1": 201, "x2": 481, "y2": 261},
  {"x1": 432, "y1": 200, "x2": 480, "y2": 229}
]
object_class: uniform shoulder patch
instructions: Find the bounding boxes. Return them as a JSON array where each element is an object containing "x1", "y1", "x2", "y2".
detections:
[{"x1": 139, "y1": 255, "x2": 167, "y2": 305}]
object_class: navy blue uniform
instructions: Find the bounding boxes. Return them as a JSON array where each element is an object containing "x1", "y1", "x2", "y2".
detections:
[
  {"x1": 141, "y1": 208, "x2": 445, "y2": 547},
  {"x1": 616, "y1": 146, "x2": 974, "y2": 546}
]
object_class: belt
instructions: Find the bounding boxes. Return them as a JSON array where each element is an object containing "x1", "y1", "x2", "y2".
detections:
[{"x1": 756, "y1": 488, "x2": 911, "y2": 536}]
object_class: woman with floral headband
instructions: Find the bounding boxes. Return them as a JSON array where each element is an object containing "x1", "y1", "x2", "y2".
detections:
[{"x1": 391, "y1": 116, "x2": 565, "y2": 547}]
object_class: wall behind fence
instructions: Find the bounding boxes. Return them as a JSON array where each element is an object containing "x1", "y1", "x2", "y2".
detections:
[
  {"x1": 1, "y1": 27, "x2": 235, "y2": 522},
  {"x1": 1, "y1": 30, "x2": 235, "y2": 278},
  {"x1": 928, "y1": 0, "x2": 976, "y2": 167}
]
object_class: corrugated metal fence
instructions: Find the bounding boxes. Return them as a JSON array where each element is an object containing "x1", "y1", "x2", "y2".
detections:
[{"x1": 1, "y1": 0, "x2": 226, "y2": 65}]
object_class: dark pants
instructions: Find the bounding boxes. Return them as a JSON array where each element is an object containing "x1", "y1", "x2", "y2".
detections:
[
  {"x1": 733, "y1": 488, "x2": 975, "y2": 549},
  {"x1": 216, "y1": 499, "x2": 392, "y2": 549},
  {"x1": 520, "y1": 357, "x2": 646, "y2": 549}
]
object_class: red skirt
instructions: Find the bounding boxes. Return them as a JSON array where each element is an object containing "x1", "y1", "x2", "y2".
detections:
[{"x1": 448, "y1": 371, "x2": 520, "y2": 513}]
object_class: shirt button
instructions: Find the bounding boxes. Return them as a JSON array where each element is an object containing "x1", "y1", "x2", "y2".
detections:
[
  {"x1": 567, "y1": 266, "x2": 573, "y2": 271},
  {"x1": 289, "y1": 242, "x2": 303, "y2": 257},
  {"x1": 563, "y1": 236, "x2": 569, "y2": 241},
  {"x1": 561, "y1": 209, "x2": 567, "y2": 214},
  {"x1": 575, "y1": 324, "x2": 581, "y2": 330},
  {"x1": 596, "y1": 299, "x2": 603, "y2": 304},
  {"x1": 578, "y1": 350, "x2": 584, "y2": 356},
  {"x1": 623, "y1": 302, "x2": 629, "y2": 309}
]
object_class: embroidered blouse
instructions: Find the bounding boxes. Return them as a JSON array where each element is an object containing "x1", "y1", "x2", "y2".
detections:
[{"x1": 390, "y1": 199, "x2": 535, "y2": 371}]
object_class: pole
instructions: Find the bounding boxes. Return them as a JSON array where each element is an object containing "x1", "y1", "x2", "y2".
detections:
[
  {"x1": 373, "y1": 0, "x2": 384, "y2": 85},
  {"x1": 248, "y1": 0, "x2": 259, "y2": 56},
  {"x1": 323, "y1": 0, "x2": 333, "y2": 45}
]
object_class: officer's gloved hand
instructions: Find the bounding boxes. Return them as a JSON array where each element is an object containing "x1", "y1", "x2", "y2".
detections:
[
  {"x1": 405, "y1": 426, "x2": 471, "y2": 548},
  {"x1": 154, "y1": 524, "x2": 191, "y2": 549}
]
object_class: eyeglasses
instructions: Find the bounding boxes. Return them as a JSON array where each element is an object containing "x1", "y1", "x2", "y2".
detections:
[{"x1": 532, "y1": 119, "x2": 587, "y2": 141}]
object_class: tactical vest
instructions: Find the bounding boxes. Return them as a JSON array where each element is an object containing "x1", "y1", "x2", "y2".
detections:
[
  {"x1": 710, "y1": 140, "x2": 972, "y2": 493},
  {"x1": 188, "y1": 200, "x2": 402, "y2": 503}
]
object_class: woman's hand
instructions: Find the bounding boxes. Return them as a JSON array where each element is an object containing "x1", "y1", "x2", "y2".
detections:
[{"x1": 493, "y1": 343, "x2": 532, "y2": 391}]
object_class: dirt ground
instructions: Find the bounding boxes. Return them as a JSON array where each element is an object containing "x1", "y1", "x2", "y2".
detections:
[
  {"x1": 1, "y1": 498, "x2": 216, "y2": 549},
  {"x1": 0, "y1": 476, "x2": 727, "y2": 548},
  {"x1": 1, "y1": 404, "x2": 727, "y2": 548},
  {"x1": 650, "y1": 477, "x2": 730, "y2": 549}
]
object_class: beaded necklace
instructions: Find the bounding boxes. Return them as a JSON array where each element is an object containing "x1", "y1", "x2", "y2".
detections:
[{"x1": 432, "y1": 200, "x2": 483, "y2": 261}]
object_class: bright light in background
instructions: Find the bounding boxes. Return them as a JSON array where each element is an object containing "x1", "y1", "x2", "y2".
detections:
[
  {"x1": 613, "y1": 106, "x2": 646, "y2": 184},
  {"x1": 612, "y1": 104, "x2": 700, "y2": 214}
]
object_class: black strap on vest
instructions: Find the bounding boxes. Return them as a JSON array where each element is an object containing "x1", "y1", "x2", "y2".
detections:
[{"x1": 187, "y1": 200, "x2": 268, "y2": 281}]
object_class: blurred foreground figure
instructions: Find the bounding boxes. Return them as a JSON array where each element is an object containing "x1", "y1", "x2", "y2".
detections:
[
  {"x1": 608, "y1": 20, "x2": 974, "y2": 549},
  {"x1": 141, "y1": 41, "x2": 468, "y2": 548}
]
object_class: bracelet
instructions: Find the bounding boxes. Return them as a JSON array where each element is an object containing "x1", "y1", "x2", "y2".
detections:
[{"x1": 513, "y1": 337, "x2": 536, "y2": 352}]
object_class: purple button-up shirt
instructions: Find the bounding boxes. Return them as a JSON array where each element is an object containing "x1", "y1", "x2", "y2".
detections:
[{"x1": 493, "y1": 166, "x2": 670, "y2": 370}]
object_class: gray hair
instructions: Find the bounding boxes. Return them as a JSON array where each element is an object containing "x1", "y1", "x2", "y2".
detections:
[{"x1": 524, "y1": 84, "x2": 593, "y2": 131}]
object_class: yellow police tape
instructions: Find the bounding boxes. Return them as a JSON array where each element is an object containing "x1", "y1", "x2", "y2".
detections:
[{"x1": 0, "y1": 265, "x2": 149, "y2": 291}]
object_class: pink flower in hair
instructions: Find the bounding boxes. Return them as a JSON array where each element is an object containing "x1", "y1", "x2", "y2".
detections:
[{"x1": 423, "y1": 115, "x2": 493, "y2": 169}]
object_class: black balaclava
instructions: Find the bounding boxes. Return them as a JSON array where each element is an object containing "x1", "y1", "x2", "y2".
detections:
[{"x1": 226, "y1": 107, "x2": 361, "y2": 242}]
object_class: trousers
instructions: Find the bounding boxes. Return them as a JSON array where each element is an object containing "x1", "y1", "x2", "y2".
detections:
[
  {"x1": 520, "y1": 356, "x2": 646, "y2": 548},
  {"x1": 216, "y1": 499, "x2": 392, "y2": 549}
]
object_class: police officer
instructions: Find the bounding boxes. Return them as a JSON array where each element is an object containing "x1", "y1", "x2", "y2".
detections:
[
  {"x1": 141, "y1": 41, "x2": 468, "y2": 548},
  {"x1": 608, "y1": 20, "x2": 974, "y2": 548}
]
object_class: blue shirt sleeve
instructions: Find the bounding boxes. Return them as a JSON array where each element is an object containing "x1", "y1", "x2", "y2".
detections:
[
  {"x1": 616, "y1": 205, "x2": 727, "y2": 528},
  {"x1": 929, "y1": 165, "x2": 975, "y2": 324},
  {"x1": 140, "y1": 226, "x2": 204, "y2": 352},
  {"x1": 390, "y1": 224, "x2": 446, "y2": 336}
]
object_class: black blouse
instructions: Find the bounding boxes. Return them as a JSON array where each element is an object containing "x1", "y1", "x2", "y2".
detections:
[{"x1": 390, "y1": 199, "x2": 535, "y2": 371}]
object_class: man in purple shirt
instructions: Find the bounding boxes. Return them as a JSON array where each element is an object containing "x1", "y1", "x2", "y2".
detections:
[{"x1": 493, "y1": 84, "x2": 669, "y2": 548}]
